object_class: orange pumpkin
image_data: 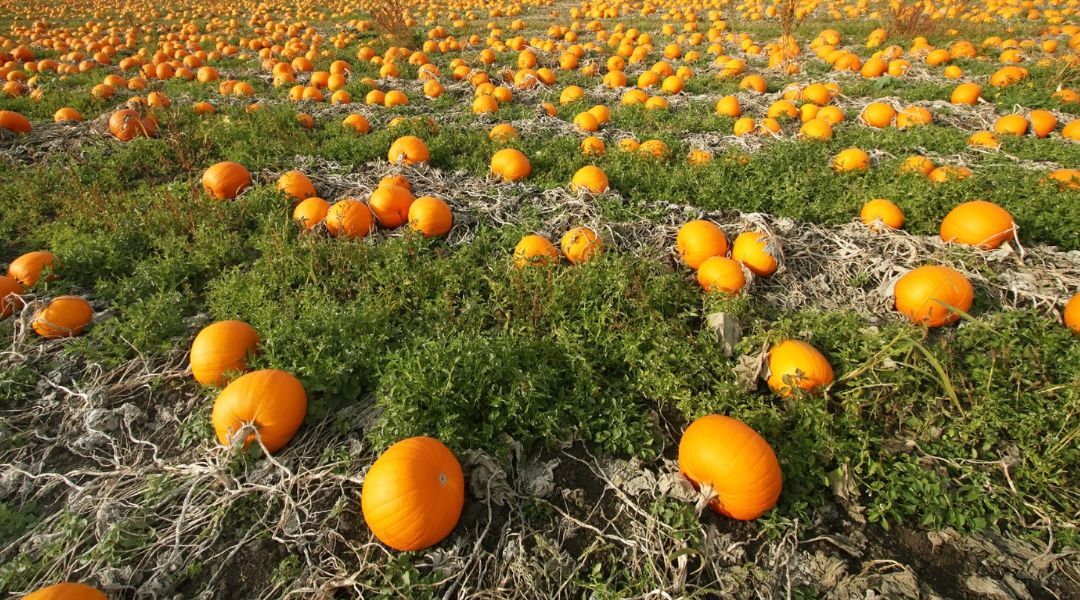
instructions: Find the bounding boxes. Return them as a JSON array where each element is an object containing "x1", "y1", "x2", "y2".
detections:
[
  {"x1": 326, "y1": 199, "x2": 374, "y2": 239},
  {"x1": 696, "y1": 256, "x2": 745, "y2": 294},
  {"x1": 0, "y1": 110, "x2": 32, "y2": 133},
  {"x1": 387, "y1": 135, "x2": 430, "y2": 165},
  {"x1": 276, "y1": 171, "x2": 317, "y2": 201},
  {"x1": 560, "y1": 227, "x2": 602, "y2": 264},
  {"x1": 939, "y1": 200, "x2": 1016, "y2": 249},
  {"x1": 832, "y1": 148, "x2": 870, "y2": 172},
  {"x1": 570, "y1": 166, "x2": 609, "y2": 194},
  {"x1": 860, "y1": 102, "x2": 896, "y2": 128},
  {"x1": 730, "y1": 231, "x2": 778, "y2": 277},
  {"x1": 8, "y1": 250, "x2": 56, "y2": 287},
  {"x1": 860, "y1": 199, "x2": 905, "y2": 231},
  {"x1": 212, "y1": 369, "x2": 307, "y2": 454},
  {"x1": 53, "y1": 107, "x2": 83, "y2": 123},
  {"x1": 514, "y1": 234, "x2": 559, "y2": 269},
  {"x1": 369, "y1": 184, "x2": 415, "y2": 228},
  {"x1": 32, "y1": 296, "x2": 93, "y2": 338},
  {"x1": 361, "y1": 436, "x2": 464, "y2": 551},
  {"x1": 293, "y1": 197, "x2": 330, "y2": 230},
  {"x1": 894, "y1": 265, "x2": 973, "y2": 327},
  {"x1": 23, "y1": 583, "x2": 107, "y2": 600},
  {"x1": 408, "y1": 196, "x2": 453, "y2": 238},
  {"x1": 343, "y1": 114, "x2": 370, "y2": 134},
  {"x1": 950, "y1": 82, "x2": 982, "y2": 105},
  {"x1": 1029, "y1": 110, "x2": 1057, "y2": 138},
  {"x1": 190, "y1": 320, "x2": 260, "y2": 386},
  {"x1": 678, "y1": 415, "x2": 782, "y2": 520},
  {"x1": 0, "y1": 275, "x2": 24, "y2": 319},
  {"x1": 202, "y1": 162, "x2": 252, "y2": 200},
  {"x1": 676, "y1": 220, "x2": 728, "y2": 269},
  {"x1": 1065, "y1": 293, "x2": 1080, "y2": 334},
  {"x1": 490, "y1": 148, "x2": 532, "y2": 182},
  {"x1": 108, "y1": 108, "x2": 157, "y2": 141},
  {"x1": 766, "y1": 340, "x2": 834, "y2": 396}
]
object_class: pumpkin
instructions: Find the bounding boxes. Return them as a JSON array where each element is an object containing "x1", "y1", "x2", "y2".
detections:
[
  {"x1": 993, "y1": 114, "x2": 1028, "y2": 136},
  {"x1": 894, "y1": 265, "x2": 974, "y2": 327},
  {"x1": 0, "y1": 110, "x2": 32, "y2": 133},
  {"x1": 900, "y1": 155, "x2": 935, "y2": 176},
  {"x1": 730, "y1": 231, "x2": 779, "y2": 276},
  {"x1": 32, "y1": 296, "x2": 93, "y2": 338},
  {"x1": 8, "y1": 251, "x2": 57, "y2": 287},
  {"x1": 570, "y1": 165, "x2": 609, "y2": 195},
  {"x1": 0, "y1": 275, "x2": 24, "y2": 319},
  {"x1": 766, "y1": 340, "x2": 834, "y2": 396},
  {"x1": 676, "y1": 220, "x2": 728, "y2": 269},
  {"x1": 293, "y1": 197, "x2": 330, "y2": 230},
  {"x1": 581, "y1": 136, "x2": 606, "y2": 156},
  {"x1": 939, "y1": 200, "x2": 1016, "y2": 249},
  {"x1": 573, "y1": 111, "x2": 600, "y2": 132},
  {"x1": 678, "y1": 415, "x2": 782, "y2": 520},
  {"x1": 799, "y1": 118, "x2": 833, "y2": 140},
  {"x1": 388, "y1": 135, "x2": 430, "y2": 165},
  {"x1": 369, "y1": 184, "x2": 415, "y2": 229},
  {"x1": 212, "y1": 369, "x2": 307, "y2": 454},
  {"x1": 489, "y1": 123, "x2": 519, "y2": 142},
  {"x1": 860, "y1": 199, "x2": 905, "y2": 231},
  {"x1": 190, "y1": 320, "x2": 260, "y2": 386},
  {"x1": 343, "y1": 114, "x2": 370, "y2": 134},
  {"x1": 380, "y1": 175, "x2": 412, "y2": 192},
  {"x1": 490, "y1": 148, "x2": 532, "y2": 182},
  {"x1": 715, "y1": 95, "x2": 741, "y2": 117},
  {"x1": 1047, "y1": 169, "x2": 1080, "y2": 191},
  {"x1": 832, "y1": 148, "x2": 869, "y2": 172},
  {"x1": 514, "y1": 234, "x2": 559, "y2": 269},
  {"x1": 1065, "y1": 293, "x2": 1080, "y2": 334},
  {"x1": 202, "y1": 161, "x2": 252, "y2": 200},
  {"x1": 560, "y1": 227, "x2": 602, "y2": 264},
  {"x1": 697, "y1": 256, "x2": 745, "y2": 294},
  {"x1": 408, "y1": 196, "x2": 453, "y2": 238},
  {"x1": 859, "y1": 102, "x2": 896, "y2": 128},
  {"x1": 53, "y1": 107, "x2": 83, "y2": 123},
  {"x1": 950, "y1": 82, "x2": 982, "y2": 105},
  {"x1": 108, "y1": 108, "x2": 157, "y2": 141},
  {"x1": 23, "y1": 582, "x2": 107, "y2": 600},
  {"x1": 361, "y1": 436, "x2": 464, "y2": 551},
  {"x1": 276, "y1": 171, "x2": 317, "y2": 201},
  {"x1": 968, "y1": 131, "x2": 1001, "y2": 149},
  {"x1": 1064, "y1": 120, "x2": 1080, "y2": 142},
  {"x1": 326, "y1": 199, "x2": 374, "y2": 239},
  {"x1": 1029, "y1": 110, "x2": 1057, "y2": 138}
]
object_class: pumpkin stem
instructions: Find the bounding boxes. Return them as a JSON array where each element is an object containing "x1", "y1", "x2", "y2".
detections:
[{"x1": 693, "y1": 482, "x2": 718, "y2": 516}]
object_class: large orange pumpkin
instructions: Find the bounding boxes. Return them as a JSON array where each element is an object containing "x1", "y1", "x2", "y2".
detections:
[
  {"x1": 678, "y1": 415, "x2": 782, "y2": 520},
  {"x1": 0, "y1": 110, "x2": 32, "y2": 134},
  {"x1": 408, "y1": 196, "x2": 453, "y2": 238},
  {"x1": 0, "y1": 275, "x2": 24, "y2": 319},
  {"x1": 676, "y1": 220, "x2": 728, "y2": 269},
  {"x1": 513, "y1": 234, "x2": 559, "y2": 269},
  {"x1": 766, "y1": 340, "x2": 834, "y2": 396},
  {"x1": 369, "y1": 184, "x2": 415, "y2": 229},
  {"x1": 212, "y1": 369, "x2": 307, "y2": 454},
  {"x1": 860, "y1": 199, "x2": 905, "y2": 231},
  {"x1": 107, "y1": 108, "x2": 157, "y2": 141},
  {"x1": 939, "y1": 200, "x2": 1016, "y2": 249},
  {"x1": 23, "y1": 582, "x2": 107, "y2": 600},
  {"x1": 293, "y1": 197, "x2": 330, "y2": 229},
  {"x1": 32, "y1": 296, "x2": 93, "y2": 338},
  {"x1": 570, "y1": 166, "x2": 609, "y2": 194},
  {"x1": 490, "y1": 148, "x2": 532, "y2": 182},
  {"x1": 326, "y1": 199, "x2": 374, "y2": 239},
  {"x1": 730, "y1": 231, "x2": 778, "y2": 276},
  {"x1": 1065, "y1": 293, "x2": 1080, "y2": 334},
  {"x1": 202, "y1": 162, "x2": 252, "y2": 200},
  {"x1": 894, "y1": 265, "x2": 974, "y2": 327},
  {"x1": 190, "y1": 320, "x2": 260, "y2": 386},
  {"x1": 361, "y1": 436, "x2": 465, "y2": 551},
  {"x1": 560, "y1": 227, "x2": 602, "y2": 264},
  {"x1": 276, "y1": 171, "x2": 317, "y2": 201},
  {"x1": 696, "y1": 256, "x2": 746, "y2": 294},
  {"x1": 387, "y1": 135, "x2": 430, "y2": 165},
  {"x1": 8, "y1": 250, "x2": 56, "y2": 287}
]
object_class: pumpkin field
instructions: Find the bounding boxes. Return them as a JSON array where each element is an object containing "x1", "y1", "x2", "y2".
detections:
[{"x1": 2, "y1": 0, "x2": 1080, "y2": 597}]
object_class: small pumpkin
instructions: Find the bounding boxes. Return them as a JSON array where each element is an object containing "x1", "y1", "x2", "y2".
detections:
[
  {"x1": 676, "y1": 220, "x2": 728, "y2": 270},
  {"x1": 369, "y1": 184, "x2": 415, "y2": 229},
  {"x1": 293, "y1": 197, "x2": 330, "y2": 229},
  {"x1": 53, "y1": 107, "x2": 83, "y2": 123},
  {"x1": 108, "y1": 108, "x2": 157, "y2": 141},
  {"x1": 361, "y1": 436, "x2": 465, "y2": 551},
  {"x1": 514, "y1": 234, "x2": 559, "y2": 269},
  {"x1": 276, "y1": 171, "x2": 317, "y2": 201},
  {"x1": 408, "y1": 196, "x2": 453, "y2": 238},
  {"x1": 387, "y1": 135, "x2": 430, "y2": 165},
  {"x1": 0, "y1": 110, "x2": 32, "y2": 134},
  {"x1": 326, "y1": 199, "x2": 374, "y2": 239},
  {"x1": 1065, "y1": 293, "x2": 1080, "y2": 334},
  {"x1": 32, "y1": 296, "x2": 93, "y2": 338},
  {"x1": 0, "y1": 275, "x2": 24, "y2": 319},
  {"x1": 859, "y1": 102, "x2": 896, "y2": 128},
  {"x1": 490, "y1": 148, "x2": 532, "y2": 182},
  {"x1": 696, "y1": 256, "x2": 745, "y2": 294},
  {"x1": 950, "y1": 82, "x2": 982, "y2": 105},
  {"x1": 832, "y1": 148, "x2": 869, "y2": 172},
  {"x1": 939, "y1": 200, "x2": 1016, "y2": 249},
  {"x1": 202, "y1": 161, "x2": 252, "y2": 200},
  {"x1": 766, "y1": 340, "x2": 834, "y2": 396},
  {"x1": 894, "y1": 265, "x2": 973, "y2": 327},
  {"x1": 560, "y1": 227, "x2": 602, "y2": 264},
  {"x1": 212, "y1": 369, "x2": 307, "y2": 454},
  {"x1": 860, "y1": 199, "x2": 904, "y2": 231},
  {"x1": 23, "y1": 582, "x2": 107, "y2": 600},
  {"x1": 678, "y1": 415, "x2": 782, "y2": 520},
  {"x1": 8, "y1": 250, "x2": 57, "y2": 287},
  {"x1": 730, "y1": 231, "x2": 778, "y2": 277},
  {"x1": 190, "y1": 320, "x2": 260, "y2": 386},
  {"x1": 570, "y1": 165, "x2": 609, "y2": 195}
]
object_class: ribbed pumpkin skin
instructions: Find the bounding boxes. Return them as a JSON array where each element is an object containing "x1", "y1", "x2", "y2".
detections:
[
  {"x1": 23, "y1": 582, "x2": 107, "y2": 600},
  {"x1": 560, "y1": 227, "x2": 601, "y2": 264},
  {"x1": 108, "y1": 109, "x2": 157, "y2": 141},
  {"x1": 513, "y1": 234, "x2": 559, "y2": 269},
  {"x1": 1065, "y1": 294, "x2": 1080, "y2": 334},
  {"x1": 292, "y1": 197, "x2": 330, "y2": 230},
  {"x1": 894, "y1": 265, "x2": 974, "y2": 327},
  {"x1": 362, "y1": 436, "x2": 465, "y2": 551},
  {"x1": 326, "y1": 199, "x2": 374, "y2": 239},
  {"x1": 677, "y1": 220, "x2": 728, "y2": 270},
  {"x1": 730, "y1": 231, "x2": 778, "y2": 276},
  {"x1": 679, "y1": 415, "x2": 782, "y2": 520},
  {"x1": 490, "y1": 148, "x2": 532, "y2": 182},
  {"x1": 387, "y1": 136, "x2": 430, "y2": 165},
  {"x1": 0, "y1": 275, "x2": 24, "y2": 319},
  {"x1": 212, "y1": 369, "x2": 307, "y2": 454},
  {"x1": 696, "y1": 256, "x2": 745, "y2": 293},
  {"x1": 32, "y1": 296, "x2": 93, "y2": 338},
  {"x1": 0, "y1": 110, "x2": 32, "y2": 133},
  {"x1": 276, "y1": 171, "x2": 317, "y2": 201},
  {"x1": 369, "y1": 185, "x2": 415, "y2": 229},
  {"x1": 202, "y1": 162, "x2": 252, "y2": 200},
  {"x1": 767, "y1": 340, "x2": 834, "y2": 396},
  {"x1": 408, "y1": 196, "x2": 453, "y2": 238},
  {"x1": 8, "y1": 250, "x2": 56, "y2": 287},
  {"x1": 939, "y1": 200, "x2": 1016, "y2": 249},
  {"x1": 190, "y1": 320, "x2": 260, "y2": 386}
]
